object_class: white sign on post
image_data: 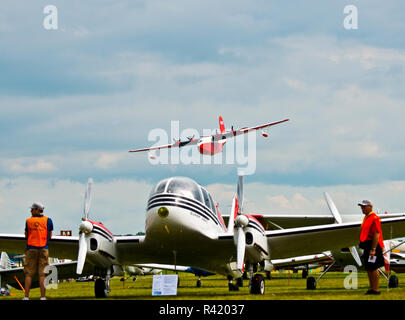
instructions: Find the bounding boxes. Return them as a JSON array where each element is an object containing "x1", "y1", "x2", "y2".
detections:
[{"x1": 152, "y1": 274, "x2": 178, "y2": 296}]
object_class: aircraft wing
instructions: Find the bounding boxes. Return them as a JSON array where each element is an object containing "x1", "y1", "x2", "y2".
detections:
[
  {"x1": 134, "y1": 264, "x2": 215, "y2": 277},
  {"x1": 238, "y1": 118, "x2": 290, "y2": 134},
  {"x1": 223, "y1": 215, "x2": 335, "y2": 230},
  {"x1": 267, "y1": 216, "x2": 405, "y2": 260},
  {"x1": 272, "y1": 252, "x2": 333, "y2": 269},
  {"x1": 129, "y1": 138, "x2": 199, "y2": 153},
  {"x1": 0, "y1": 261, "x2": 94, "y2": 290},
  {"x1": 0, "y1": 234, "x2": 79, "y2": 260},
  {"x1": 223, "y1": 213, "x2": 405, "y2": 230},
  {"x1": 134, "y1": 263, "x2": 189, "y2": 272},
  {"x1": 219, "y1": 118, "x2": 289, "y2": 140}
]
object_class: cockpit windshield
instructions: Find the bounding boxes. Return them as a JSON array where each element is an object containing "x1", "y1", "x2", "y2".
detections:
[
  {"x1": 149, "y1": 177, "x2": 218, "y2": 212},
  {"x1": 166, "y1": 177, "x2": 202, "y2": 202},
  {"x1": 201, "y1": 187, "x2": 209, "y2": 207},
  {"x1": 149, "y1": 178, "x2": 169, "y2": 198}
]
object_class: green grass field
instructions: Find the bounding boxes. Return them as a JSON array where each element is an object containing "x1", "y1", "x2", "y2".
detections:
[{"x1": 3, "y1": 270, "x2": 405, "y2": 300}]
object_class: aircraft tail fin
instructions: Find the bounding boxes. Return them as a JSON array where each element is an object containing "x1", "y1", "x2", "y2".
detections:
[
  {"x1": 219, "y1": 116, "x2": 225, "y2": 134},
  {"x1": 324, "y1": 192, "x2": 362, "y2": 267},
  {"x1": 0, "y1": 252, "x2": 12, "y2": 270}
]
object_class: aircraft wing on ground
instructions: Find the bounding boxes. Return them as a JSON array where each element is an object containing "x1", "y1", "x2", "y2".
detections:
[
  {"x1": 134, "y1": 264, "x2": 215, "y2": 277},
  {"x1": 223, "y1": 213, "x2": 405, "y2": 230},
  {"x1": 272, "y1": 252, "x2": 333, "y2": 269},
  {"x1": 0, "y1": 234, "x2": 79, "y2": 260},
  {"x1": 223, "y1": 215, "x2": 336, "y2": 230},
  {"x1": 266, "y1": 216, "x2": 405, "y2": 260},
  {"x1": 0, "y1": 260, "x2": 94, "y2": 290}
]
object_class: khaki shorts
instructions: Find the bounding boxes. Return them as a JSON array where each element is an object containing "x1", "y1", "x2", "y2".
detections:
[{"x1": 24, "y1": 249, "x2": 49, "y2": 277}]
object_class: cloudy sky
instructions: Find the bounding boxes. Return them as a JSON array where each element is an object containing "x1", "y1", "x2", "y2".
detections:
[{"x1": 1, "y1": 1, "x2": 405, "y2": 234}]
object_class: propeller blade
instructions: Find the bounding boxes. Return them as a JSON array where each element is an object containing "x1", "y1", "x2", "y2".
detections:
[
  {"x1": 323, "y1": 192, "x2": 342, "y2": 224},
  {"x1": 76, "y1": 232, "x2": 87, "y2": 274},
  {"x1": 235, "y1": 227, "x2": 246, "y2": 270},
  {"x1": 233, "y1": 215, "x2": 249, "y2": 270},
  {"x1": 227, "y1": 197, "x2": 238, "y2": 234},
  {"x1": 237, "y1": 175, "x2": 244, "y2": 214},
  {"x1": 349, "y1": 246, "x2": 362, "y2": 267},
  {"x1": 84, "y1": 178, "x2": 93, "y2": 220}
]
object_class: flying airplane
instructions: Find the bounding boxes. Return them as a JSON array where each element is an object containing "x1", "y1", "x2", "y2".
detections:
[
  {"x1": 128, "y1": 116, "x2": 289, "y2": 157},
  {"x1": 2, "y1": 177, "x2": 405, "y2": 297}
]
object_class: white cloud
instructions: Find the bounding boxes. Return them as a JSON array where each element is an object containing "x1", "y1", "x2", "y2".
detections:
[
  {"x1": 8, "y1": 159, "x2": 57, "y2": 174},
  {"x1": 207, "y1": 180, "x2": 405, "y2": 219},
  {"x1": 0, "y1": 177, "x2": 153, "y2": 234},
  {"x1": 95, "y1": 153, "x2": 125, "y2": 169}
]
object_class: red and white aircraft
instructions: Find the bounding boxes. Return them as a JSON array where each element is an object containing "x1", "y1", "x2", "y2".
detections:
[{"x1": 129, "y1": 116, "x2": 289, "y2": 156}]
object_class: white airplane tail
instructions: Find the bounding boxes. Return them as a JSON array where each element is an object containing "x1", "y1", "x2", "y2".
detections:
[
  {"x1": 323, "y1": 192, "x2": 362, "y2": 267},
  {"x1": 0, "y1": 252, "x2": 12, "y2": 270}
]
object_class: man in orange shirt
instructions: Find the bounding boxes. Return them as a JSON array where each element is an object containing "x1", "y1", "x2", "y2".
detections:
[
  {"x1": 359, "y1": 200, "x2": 385, "y2": 295},
  {"x1": 23, "y1": 202, "x2": 53, "y2": 300}
]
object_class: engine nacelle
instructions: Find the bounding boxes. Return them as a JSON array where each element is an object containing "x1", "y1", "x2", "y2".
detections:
[
  {"x1": 83, "y1": 221, "x2": 118, "y2": 271},
  {"x1": 262, "y1": 260, "x2": 273, "y2": 272},
  {"x1": 225, "y1": 262, "x2": 243, "y2": 279}
]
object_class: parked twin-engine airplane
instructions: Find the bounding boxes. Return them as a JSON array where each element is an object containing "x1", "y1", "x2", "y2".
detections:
[
  {"x1": 2, "y1": 176, "x2": 405, "y2": 297},
  {"x1": 129, "y1": 116, "x2": 289, "y2": 156}
]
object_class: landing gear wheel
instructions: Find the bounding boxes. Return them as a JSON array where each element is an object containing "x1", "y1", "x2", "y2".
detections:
[
  {"x1": 306, "y1": 276, "x2": 316, "y2": 290},
  {"x1": 236, "y1": 277, "x2": 243, "y2": 287},
  {"x1": 250, "y1": 274, "x2": 265, "y2": 294},
  {"x1": 196, "y1": 279, "x2": 201, "y2": 288},
  {"x1": 242, "y1": 271, "x2": 248, "y2": 280},
  {"x1": 389, "y1": 275, "x2": 399, "y2": 288},
  {"x1": 95, "y1": 278, "x2": 109, "y2": 298},
  {"x1": 302, "y1": 269, "x2": 308, "y2": 279},
  {"x1": 228, "y1": 282, "x2": 239, "y2": 291}
]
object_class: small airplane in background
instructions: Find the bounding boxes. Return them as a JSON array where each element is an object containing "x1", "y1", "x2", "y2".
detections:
[{"x1": 129, "y1": 116, "x2": 289, "y2": 157}]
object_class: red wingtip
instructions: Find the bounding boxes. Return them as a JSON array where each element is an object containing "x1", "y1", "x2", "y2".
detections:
[{"x1": 219, "y1": 116, "x2": 225, "y2": 134}]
